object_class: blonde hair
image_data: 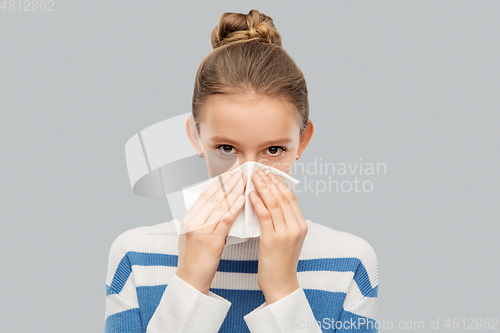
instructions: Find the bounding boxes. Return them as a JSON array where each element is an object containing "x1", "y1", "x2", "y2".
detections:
[{"x1": 192, "y1": 9, "x2": 309, "y2": 136}]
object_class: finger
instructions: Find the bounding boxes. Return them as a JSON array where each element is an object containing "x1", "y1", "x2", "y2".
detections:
[
  {"x1": 183, "y1": 172, "x2": 243, "y2": 233},
  {"x1": 248, "y1": 190, "x2": 275, "y2": 235},
  {"x1": 261, "y1": 171, "x2": 302, "y2": 232},
  {"x1": 268, "y1": 171, "x2": 308, "y2": 232},
  {"x1": 212, "y1": 193, "x2": 246, "y2": 236},
  {"x1": 183, "y1": 172, "x2": 234, "y2": 222},
  {"x1": 251, "y1": 171, "x2": 286, "y2": 234},
  {"x1": 205, "y1": 177, "x2": 246, "y2": 230}
]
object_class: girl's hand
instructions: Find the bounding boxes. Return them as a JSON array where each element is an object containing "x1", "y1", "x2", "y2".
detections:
[
  {"x1": 176, "y1": 171, "x2": 247, "y2": 294},
  {"x1": 249, "y1": 169, "x2": 308, "y2": 304}
]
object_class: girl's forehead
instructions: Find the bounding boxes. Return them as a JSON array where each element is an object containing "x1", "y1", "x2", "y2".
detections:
[{"x1": 200, "y1": 94, "x2": 301, "y2": 134}]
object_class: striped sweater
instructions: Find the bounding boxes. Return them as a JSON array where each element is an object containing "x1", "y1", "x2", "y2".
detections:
[{"x1": 104, "y1": 219, "x2": 378, "y2": 332}]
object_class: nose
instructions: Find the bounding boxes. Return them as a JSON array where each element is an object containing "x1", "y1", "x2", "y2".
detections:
[
  {"x1": 236, "y1": 155, "x2": 269, "y2": 166},
  {"x1": 209, "y1": 154, "x2": 269, "y2": 177}
]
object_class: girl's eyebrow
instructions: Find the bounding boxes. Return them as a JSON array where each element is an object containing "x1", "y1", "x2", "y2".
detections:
[{"x1": 208, "y1": 136, "x2": 292, "y2": 146}]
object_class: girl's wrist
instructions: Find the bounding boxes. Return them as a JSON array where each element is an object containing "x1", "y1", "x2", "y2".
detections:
[
  {"x1": 262, "y1": 281, "x2": 300, "y2": 305},
  {"x1": 175, "y1": 269, "x2": 211, "y2": 294}
]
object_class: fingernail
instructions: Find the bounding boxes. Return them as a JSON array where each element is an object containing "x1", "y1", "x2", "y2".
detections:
[{"x1": 257, "y1": 169, "x2": 266, "y2": 175}]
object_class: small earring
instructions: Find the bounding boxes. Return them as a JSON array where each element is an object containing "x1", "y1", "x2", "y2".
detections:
[
  {"x1": 197, "y1": 152, "x2": 204, "y2": 158},
  {"x1": 296, "y1": 154, "x2": 299, "y2": 160}
]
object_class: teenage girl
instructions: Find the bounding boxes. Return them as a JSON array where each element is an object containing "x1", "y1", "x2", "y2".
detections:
[{"x1": 104, "y1": 9, "x2": 378, "y2": 333}]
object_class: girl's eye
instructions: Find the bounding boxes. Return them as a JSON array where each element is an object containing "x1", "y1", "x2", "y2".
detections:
[
  {"x1": 215, "y1": 145, "x2": 286, "y2": 157},
  {"x1": 216, "y1": 145, "x2": 236, "y2": 155},
  {"x1": 266, "y1": 146, "x2": 286, "y2": 157}
]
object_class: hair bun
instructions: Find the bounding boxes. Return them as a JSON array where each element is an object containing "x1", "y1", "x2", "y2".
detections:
[{"x1": 210, "y1": 9, "x2": 282, "y2": 49}]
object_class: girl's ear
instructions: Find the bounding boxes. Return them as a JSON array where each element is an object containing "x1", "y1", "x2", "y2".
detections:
[
  {"x1": 297, "y1": 119, "x2": 314, "y2": 157},
  {"x1": 184, "y1": 115, "x2": 204, "y2": 155}
]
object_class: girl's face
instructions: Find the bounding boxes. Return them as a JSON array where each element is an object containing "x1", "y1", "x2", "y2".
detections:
[{"x1": 192, "y1": 93, "x2": 314, "y2": 175}]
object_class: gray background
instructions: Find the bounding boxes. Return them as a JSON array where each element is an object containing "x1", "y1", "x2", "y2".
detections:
[{"x1": 1, "y1": 1, "x2": 498, "y2": 332}]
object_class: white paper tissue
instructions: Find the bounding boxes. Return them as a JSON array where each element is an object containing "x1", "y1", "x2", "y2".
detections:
[{"x1": 174, "y1": 161, "x2": 300, "y2": 245}]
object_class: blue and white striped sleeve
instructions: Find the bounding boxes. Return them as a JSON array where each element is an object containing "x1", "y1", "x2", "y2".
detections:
[
  {"x1": 243, "y1": 286, "x2": 323, "y2": 332},
  {"x1": 104, "y1": 234, "x2": 143, "y2": 333},
  {"x1": 335, "y1": 240, "x2": 379, "y2": 332},
  {"x1": 104, "y1": 230, "x2": 232, "y2": 333}
]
